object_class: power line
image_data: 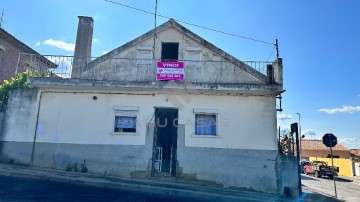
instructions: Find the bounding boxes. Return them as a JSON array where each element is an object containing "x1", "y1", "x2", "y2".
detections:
[
  {"x1": 266, "y1": 45, "x2": 276, "y2": 62},
  {"x1": 104, "y1": 0, "x2": 275, "y2": 45}
]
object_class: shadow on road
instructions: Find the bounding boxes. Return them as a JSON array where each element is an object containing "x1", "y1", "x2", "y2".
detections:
[
  {"x1": 300, "y1": 192, "x2": 344, "y2": 202},
  {"x1": 302, "y1": 174, "x2": 354, "y2": 183},
  {"x1": 334, "y1": 176, "x2": 353, "y2": 182}
]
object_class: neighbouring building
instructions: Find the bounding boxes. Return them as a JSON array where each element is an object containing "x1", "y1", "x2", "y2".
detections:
[
  {"x1": 0, "y1": 27, "x2": 55, "y2": 85},
  {"x1": 0, "y1": 16, "x2": 299, "y2": 196},
  {"x1": 351, "y1": 149, "x2": 360, "y2": 176},
  {"x1": 302, "y1": 139, "x2": 353, "y2": 177},
  {"x1": 301, "y1": 139, "x2": 351, "y2": 159}
]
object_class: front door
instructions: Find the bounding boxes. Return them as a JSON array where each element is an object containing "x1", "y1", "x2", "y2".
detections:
[{"x1": 152, "y1": 108, "x2": 178, "y2": 176}]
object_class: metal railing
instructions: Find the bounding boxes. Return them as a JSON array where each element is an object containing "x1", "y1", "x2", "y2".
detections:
[
  {"x1": 19, "y1": 54, "x2": 273, "y2": 81},
  {"x1": 154, "y1": 147, "x2": 163, "y2": 172}
]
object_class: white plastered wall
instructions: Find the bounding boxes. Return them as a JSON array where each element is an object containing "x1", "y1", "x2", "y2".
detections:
[{"x1": 7, "y1": 89, "x2": 277, "y2": 150}]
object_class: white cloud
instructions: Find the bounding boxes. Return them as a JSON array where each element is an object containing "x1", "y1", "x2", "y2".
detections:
[
  {"x1": 93, "y1": 38, "x2": 98, "y2": 43},
  {"x1": 278, "y1": 124, "x2": 290, "y2": 130},
  {"x1": 318, "y1": 105, "x2": 360, "y2": 114},
  {"x1": 338, "y1": 137, "x2": 360, "y2": 149},
  {"x1": 35, "y1": 41, "x2": 41, "y2": 47},
  {"x1": 43, "y1": 39, "x2": 75, "y2": 52},
  {"x1": 302, "y1": 129, "x2": 321, "y2": 140},
  {"x1": 277, "y1": 113, "x2": 293, "y2": 120},
  {"x1": 301, "y1": 129, "x2": 360, "y2": 149},
  {"x1": 101, "y1": 51, "x2": 109, "y2": 55}
]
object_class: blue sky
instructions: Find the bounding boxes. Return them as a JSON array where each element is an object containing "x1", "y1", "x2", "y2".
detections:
[{"x1": 1, "y1": 0, "x2": 359, "y2": 148}]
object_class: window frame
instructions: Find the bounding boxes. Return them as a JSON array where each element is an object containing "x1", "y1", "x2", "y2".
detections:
[
  {"x1": 112, "y1": 106, "x2": 139, "y2": 135},
  {"x1": 161, "y1": 42, "x2": 179, "y2": 62},
  {"x1": 193, "y1": 108, "x2": 218, "y2": 136},
  {"x1": 136, "y1": 46, "x2": 153, "y2": 66},
  {"x1": 186, "y1": 47, "x2": 202, "y2": 67}
]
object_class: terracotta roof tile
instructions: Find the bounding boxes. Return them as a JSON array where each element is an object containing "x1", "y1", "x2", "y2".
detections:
[
  {"x1": 351, "y1": 149, "x2": 360, "y2": 157},
  {"x1": 301, "y1": 139, "x2": 349, "y2": 151}
]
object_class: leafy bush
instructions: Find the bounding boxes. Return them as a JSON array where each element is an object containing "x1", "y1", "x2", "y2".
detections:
[{"x1": 0, "y1": 71, "x2": 32, "y2": 104}]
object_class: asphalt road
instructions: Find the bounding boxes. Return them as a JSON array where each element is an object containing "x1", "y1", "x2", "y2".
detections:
[
  {"x1": 0, "y1": 175, "x2": 204, "y2": 202},
  {"x1": 302, "y1": 174, "x2": 360, "y2": 202}
]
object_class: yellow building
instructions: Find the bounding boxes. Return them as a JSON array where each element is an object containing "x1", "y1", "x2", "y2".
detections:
[{"x1": 309, "y1": 157, "x2": 352, "y2": 177}]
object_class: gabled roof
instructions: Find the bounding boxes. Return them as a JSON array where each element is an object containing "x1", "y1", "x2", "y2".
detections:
[
  {"x1": 0, "y1": 27, "x2": 42, "y2": 55},
  {"x1": 301, "y1": 139, "x2": 350, "y2": 151},
  {"x1": 351, "y1": 149, "x2": 360, "y2": 157},
  {"x1": 85, "y1": 19, "x2": 268, "y2": 83},
  {"x1": 0, "y1": 27, "x2": 55, "y2": 66}
]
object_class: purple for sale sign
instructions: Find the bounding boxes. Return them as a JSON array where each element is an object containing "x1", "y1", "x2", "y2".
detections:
[{"x1": 156, "y1": 62, "x2": 184, "y2": 81}]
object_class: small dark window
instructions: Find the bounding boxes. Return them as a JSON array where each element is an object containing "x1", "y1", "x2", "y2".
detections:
[{"x1": 161, "y1": 43, "x2": 179, "y2": 61}]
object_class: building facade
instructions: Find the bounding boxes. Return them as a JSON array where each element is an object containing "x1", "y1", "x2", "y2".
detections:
[
  {"x1": 1, "y1": 17, "x2": 298, "y2": 195},
  {"x1": 351, "y1": 149, "x2": 360, "y2": 176},
  {"x1": 301, "y1": 139, "x2": 351, "y2": 160}
]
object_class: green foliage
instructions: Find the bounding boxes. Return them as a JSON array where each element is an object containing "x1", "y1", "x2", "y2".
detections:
[{"x1": 0, "y1": 71, "x2": 32, "y2": 104}]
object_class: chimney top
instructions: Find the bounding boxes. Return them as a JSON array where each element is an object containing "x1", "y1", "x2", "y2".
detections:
[
  {"x1": 72, "y1": 16, "x2": 94, "y2": 78},
  {"x1": 78, "y1": 16, "x2": 94, "y2": 22}
]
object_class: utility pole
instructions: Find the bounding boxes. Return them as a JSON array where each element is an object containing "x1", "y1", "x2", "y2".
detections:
[
  {"x1": 152, "y1": 0, "x2": 158, "y2": 61},
  {"x1": 275, "y1": 39, "x2": 279, "y2": 58}
]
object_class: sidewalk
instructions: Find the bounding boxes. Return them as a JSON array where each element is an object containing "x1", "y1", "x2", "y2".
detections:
[{"x1": 0, "y1": 163, "x2": 338, "y2": 202}]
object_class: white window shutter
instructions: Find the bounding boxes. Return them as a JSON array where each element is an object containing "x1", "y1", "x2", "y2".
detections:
[
  {"x1": 186, "y1": 48, "x2": 201, "y2": 67},
  {"x1": 137, "y1": 47, "x2": 152, "y2": 65}
]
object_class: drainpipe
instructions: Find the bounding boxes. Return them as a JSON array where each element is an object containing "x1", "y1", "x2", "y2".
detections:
[{"x1": 30, "y1": 91, "x2": 43, "y2": 165}]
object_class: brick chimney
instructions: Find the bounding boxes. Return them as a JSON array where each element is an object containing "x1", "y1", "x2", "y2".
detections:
[{"x1": 72, "y1": 16, "x2": 94, "y2": 78}]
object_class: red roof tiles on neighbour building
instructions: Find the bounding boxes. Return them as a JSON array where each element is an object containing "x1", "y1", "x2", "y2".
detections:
[
  {"x1": 351, "y1": 149, "x2": 360, "y2": 157},
  {"x1": 301, "y1": 139, "x2": 350, "y2": 151}
]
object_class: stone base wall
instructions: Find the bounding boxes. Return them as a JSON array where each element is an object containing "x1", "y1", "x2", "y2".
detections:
[{"x1": 0, "y1": 124, "x2": 286, "y2": 194}]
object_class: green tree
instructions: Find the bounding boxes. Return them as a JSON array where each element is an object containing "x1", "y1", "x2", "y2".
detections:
[{"x1": 0, "y1": 72, "x2": 32, "y2": 105}]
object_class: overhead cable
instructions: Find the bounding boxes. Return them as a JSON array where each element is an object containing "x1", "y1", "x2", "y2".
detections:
[{"x1": 104, "y1": 0, "x2": 275, "y2": 45}]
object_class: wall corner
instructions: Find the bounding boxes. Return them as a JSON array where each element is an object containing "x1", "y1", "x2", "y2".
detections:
[{"x1": 273, "y1": 58, "x2": 283, "y2": 87}]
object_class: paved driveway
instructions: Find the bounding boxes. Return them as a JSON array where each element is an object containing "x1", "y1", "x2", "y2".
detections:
[{"x1": 302, "y1": 175, "x2": 360, "y2": 202}]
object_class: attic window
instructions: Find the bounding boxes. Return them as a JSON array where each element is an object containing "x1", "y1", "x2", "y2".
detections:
[
  {"x1": 186, "y1": 47, "x2": 202, "y2": 67},
  {"x1": 161, "y1": 43, "x2": 178, "y2": 62},
  {"x1": 137, "y1": 46, "x2": 152, "y2": 65}
]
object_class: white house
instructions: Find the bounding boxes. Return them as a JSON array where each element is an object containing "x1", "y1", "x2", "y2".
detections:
[{"x1": 0, "y1": 17, "x2": 298, "y2": 195}]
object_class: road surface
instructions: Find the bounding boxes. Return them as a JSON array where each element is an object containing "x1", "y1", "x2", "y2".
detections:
[
  {"x1": 302, "y1": 174, "x2": 360, "y2": 202},
  {"x1": 0, "y1": 175, "x2": 203, "y2": 202}
]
